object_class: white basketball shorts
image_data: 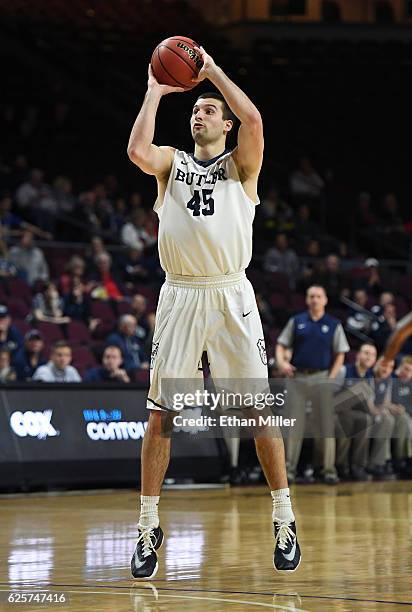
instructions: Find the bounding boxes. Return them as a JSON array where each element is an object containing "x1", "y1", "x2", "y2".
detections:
[{"x1": 147, "y1": 271, "x2": 269, "y2": 411}]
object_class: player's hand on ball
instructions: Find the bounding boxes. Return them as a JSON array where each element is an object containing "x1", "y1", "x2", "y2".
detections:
[
  {"x1": 191, "y1": 46, "x2": 217, "y2": 83},
  {"x1": 147, "y1": 64, "x2": 185, "y2": 95}
]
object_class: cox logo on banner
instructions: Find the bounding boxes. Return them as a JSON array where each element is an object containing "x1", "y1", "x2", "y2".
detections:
[{"x1": 10, "y1": 410, "x2": 60, "y2": 439}]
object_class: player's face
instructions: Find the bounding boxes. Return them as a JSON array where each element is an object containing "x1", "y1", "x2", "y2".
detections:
[
  {"x1": 190, "y1": 99, "x2": 230, "y2": 145},
  {"x1": 358, "y1": 344, "x2": 377, "y2": 369}
]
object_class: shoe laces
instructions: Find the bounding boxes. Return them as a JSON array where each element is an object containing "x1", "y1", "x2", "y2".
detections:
[
  {"x1": 136, "y1": 527, "x2": 157, "y2": 558},
  {"x1": 275, "y1": 522, "x2": 295, "y2": 551}
]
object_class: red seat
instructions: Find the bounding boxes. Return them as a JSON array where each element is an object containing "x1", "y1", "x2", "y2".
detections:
[
  {"x1": 6, "y1": 278, "x2": 32, "y2": 304},
  {"x1": 396, "y1": 276, "x2": 412, "y2": 302},
  {"x1": 71, "y1": 346, "x2": 97, "y2": 376},
  {"x1": 90, "y1": 300, "x2": 116, "y2": 322},
  {"x1": 13, "y1": 319, "x2": 31, "y2": 337},
  {"x1": 66, "y1": 320, "x2": 91, "y2": 345},
  {"x1": 265, "y1": 272, "x2": 290, "y2": 293},
  {"x1": 7, "y1": 297, "x2": 30, "y2": 318},
  {"x1": 269, "y1": 293, "x2": 289, "y2": 310},
  {"x1": 289, "y1": 293, "x2": 306, "y2": 312},
  {"x1": 36, "y1": 321, "x2": 65, "y2": 344},
  {"x1": 117, "y1": 301, "x2": 133, "y2": 316}
]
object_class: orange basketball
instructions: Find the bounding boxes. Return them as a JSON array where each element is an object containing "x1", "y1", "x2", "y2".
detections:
[{"x1": 151, "y1": 36, "x2": 203, "y2": 91}]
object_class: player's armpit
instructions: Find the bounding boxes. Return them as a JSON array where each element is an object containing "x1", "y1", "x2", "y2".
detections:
[
  {"x1": 128, "y1": 144, "x2": 175, "y2": 179},
  {"x1": 232, "y1": 114, "x2": 264, "y2": 179}
]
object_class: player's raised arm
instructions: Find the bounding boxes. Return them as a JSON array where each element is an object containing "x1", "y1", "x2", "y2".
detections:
[
  {"x1": 127, "y1": 65, "x2": 184, "y2": 178},
  {"x1": 193, "y1": 46, "x2": 264, "y2": 180}
]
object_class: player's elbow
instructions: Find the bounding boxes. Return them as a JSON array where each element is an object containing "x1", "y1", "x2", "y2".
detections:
[{"x1": 127, "y1": 146, "x2": 144, "y2": 165}]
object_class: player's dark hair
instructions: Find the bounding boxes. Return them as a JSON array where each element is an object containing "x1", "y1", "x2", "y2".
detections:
[{"x1": 196, "y1": 91, "x2": 236, "y2": 123}]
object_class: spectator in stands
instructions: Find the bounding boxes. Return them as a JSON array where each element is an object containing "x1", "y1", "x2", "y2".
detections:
[
  {"x1": 121, "y1": 210, "x2": 156, "y2": 252},
  {"x1": 263, "y1": 232, "x2": 299, "y2": 289},
  {"x1": 106, "y1": 314, "x2": 149, "y2": 374},
  {"x1": 335, "y1": 343, "x2": 377, "y2": 481},
  {"x1": 0, "y1": 348, "x2": 17, "y2": 383},
  {"x1": 0, "y1": 305, "x2": 23, "y2": 355},
  {"x1": 315, "y1": 254, "x2": 349, "y2": 307},
  {"x1": 0, "y1": 239, "x2": 18, "y2": 278},
  {"x1": 15, "y1": 168, "x2": 57, "y2": 233},
  {"x1": 32, "y1": 282, "x2": 70, "y2": 325},
  {"x1": 9, "y1": 230, "x2": 49, "y2": 286},
  {"x1": 107, "y1": 197, "x2": 127, "y2": 234},
  {"x1": 59, "y1": 255, "x2": 88, "y2": 294},
  {"x1": 350, "y1": 258, "x2": 383, "y2": 298},
  {"x1": 276, "y1": 285, "x2": 350, "y2": 484},
  {"x1": 12, "y1": 329, "x2": 47, "y2": 381},
  {"x1": 367, "y1": 358, "x2": 397, "y2": 480},
  {"x1": 85, "y1": 236, "x2": 109, "y2": 274},
  {"x1": 290, "y1": 156, "x2": 324, "y2": 202},
  {"x1": 53, "y1": 176, "x2": 76, "y2": 214},
  {"x1": 379, "y1": 193, "x2": 409, "y2": 257},
  {"x1": 89, "y1": 252, "x2": 123, "y2": 301},
  {"x1": 63, "y1": 279, "x2": 93, "y2": 326},
  {"x1": 391, "y1": 356, "x2": 412, "y2": 476},
  {"x1": 121, "y1": 248, "x2": 149, "y2": 286},
  {"x1": 293, "y1": 203, "x2": 320, "y2": 252},
  {"x1": 0, "y1": 194, "x2": 52, "y2": 241},
  {"x1": 259, "y1": 186, "x2": 294, "y2": 233},
  {"x1": 346, "y1": 289, "x2": 372, "y2": 336},
  {"x1": 370, "y1": 299, "x2": 397, "y2": 353},
  {"x1": 76, "y1": 191, "x2": 101, "y2": 240},
  {"x1": 84, "y1": 345, "x2": 130, "y2": 383},
  {"x1": 33, "y1": 340, "x2": 81, "y2": 382}
]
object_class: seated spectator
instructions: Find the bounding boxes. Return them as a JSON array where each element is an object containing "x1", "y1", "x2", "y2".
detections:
[
  {"x1": 8, "y1": 230, "x2": 49, "y2": 286},
  {"x1": 0, "y1": 194, "x2": 51, "y2": 241},
  {"x1": 352, "y1": 258, "x2": 384, "y2": 298},
  {"x1": 15, "y1": 168, "x2": 57, "y2": 233},
  {"x1": 121, "y1": 210, "x2": 157, "y2": 252},
  {"x1": 0, "y1": 239, "x2": 18, "y2": 278},
  {"x1": 290, "y1": 156, "x2": 324, "y2": 201},
  {"x1": 106, "y1": 315, "x2": 149, "y2": 374},
  {"x1": 391, "y1": 356, "x2": 412, "y2": 477},
  {"x1": 0, "y1": 305, "x2": 23, "y2": 355},
  {"x1": 85, "y1": 235, "x2": 108, "y2": 273},
  {"x1": 293, "y1": 203, "x2": 320, "y2": 252},
  {"x1": 33, "y1": 340, "x2": 81, "y2": 382},
  {"x1": 370, "y1": 300, "x2": 398, "y2": 353},
  {"x1": 63, "y1": 279, "x2": 93, "y2": 325},
  {"x1": 335, "y1": 343, "x2": 377, "y2": 481},
  {"x1": 121, "y1": 248, "x2": 149, "y2": 286},
  {"x1": 346, "y1": 289, "x2": 372, "y2": 335},
  {"x1": 367, "y1": 358, "x2": 396, "y2": 480},
  {"x1": 0, "y1": 348, "x2": 17, "y2": 383},
  {"x1": 314, "y1": 254, "x2": 349, "y2": 307},
  {"x1": 84, "y1": 345, "x2": 130, "y2": 383},
  {"x1": 130, "y1": 294, "x2": 156, "y2": 354},
  {"x1": 12, "y1": 329, "x2": 47, "y2": 381},
  {"x1": 89, "y1": 252, "x2": 123, "y2": 301},
  {"x1": 53, "y1": 176, "x2": 76, "y2": 214},
  {"x1": 32, "y1": 282, "x2": 70, "y2": 325},
  {"x1": 259, "y1": 187, "x2": 294, "y2": 236},
  {"x1": 263, "y1": 233, "x2": 299, "y2": 289},
  {"x1": 59, "y1": 255, "x2": 87, "y2": 294}
]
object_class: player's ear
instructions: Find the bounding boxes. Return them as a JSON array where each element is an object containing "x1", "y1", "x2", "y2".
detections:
[{"x1": 224, "y1": 119, "x2": 233, "y2": 135}]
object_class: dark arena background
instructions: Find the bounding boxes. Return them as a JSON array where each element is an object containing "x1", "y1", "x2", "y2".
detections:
[{"x1": 1, "y1": 1, "x2": 412, "y2": 610}]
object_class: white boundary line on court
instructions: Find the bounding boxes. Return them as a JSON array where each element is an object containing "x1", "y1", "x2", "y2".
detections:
[{"x1": 0, "y1": 588, "x2": 308, "y2": 611}]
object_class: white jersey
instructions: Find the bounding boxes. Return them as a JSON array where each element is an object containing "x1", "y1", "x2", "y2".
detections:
[{"x1": 154, "y1": 149, "x2": 258, "y2": 276}]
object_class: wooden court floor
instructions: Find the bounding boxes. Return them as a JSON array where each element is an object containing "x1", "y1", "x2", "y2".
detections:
[{"x1": 1, "y1": 482, "x2": 411, "y2": 611}]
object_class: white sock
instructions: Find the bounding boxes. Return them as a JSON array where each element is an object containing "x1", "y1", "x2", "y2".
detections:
[
  {"x1": 138, "y1": 495, "x2": 160, "y2": 529},
  {"x1": 271, "y1": 488, "x2": 295, "y2": 524}
]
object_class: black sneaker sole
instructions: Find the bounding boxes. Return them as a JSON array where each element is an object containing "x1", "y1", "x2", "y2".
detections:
[{"x1": 273, "y1": 554, "x2": 302, "y2": 574}]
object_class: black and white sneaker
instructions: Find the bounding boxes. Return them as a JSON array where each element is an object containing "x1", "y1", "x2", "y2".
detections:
[
  {"x1": 273, "y1": 521, "x2": 301, "y2": 573},
  {"x1": 131, "y1": 525, "x2": 164, "y2": 579}
]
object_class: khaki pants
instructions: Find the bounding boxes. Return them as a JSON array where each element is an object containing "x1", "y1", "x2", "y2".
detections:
[
  {"x1": 392, "y1": 412, "x2": 412, "y2": 461},
  {"x1": 335, "y1": 408, "x2": 373, "y2": 470},
  {"x1": 284, "y1": 371, "x2": 336, "y2": 477},
  {"x1": 369, "y1": 412, "x2": 395, "y2": 468}
]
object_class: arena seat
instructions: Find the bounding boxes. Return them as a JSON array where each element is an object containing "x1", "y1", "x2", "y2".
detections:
[
  {"x1": 5, "y1": 278, "x2": 32, "y2": 304},
  {"x1": 7, "y1": 297, "x2": 31, "y2": 319},
  {"x1": 66, "y1": 320, "x2": 91, "y2": 345},
  {"x1": 36, "y1": 321, "x2": 65, "y2": 344}
]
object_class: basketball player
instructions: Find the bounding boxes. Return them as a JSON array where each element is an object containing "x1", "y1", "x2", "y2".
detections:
[
  {"x1": 382, "y1": 311, "x2": 412, "y2": 363},
  {"x1": 127, "y1": 45, "x2": 301, "y2": 578}
]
